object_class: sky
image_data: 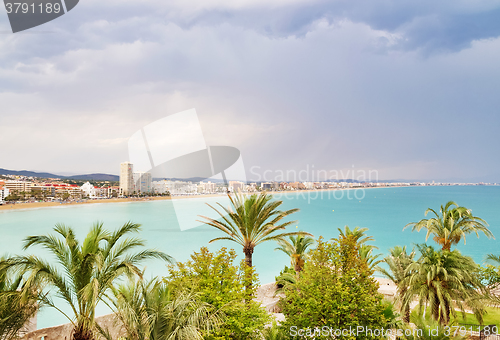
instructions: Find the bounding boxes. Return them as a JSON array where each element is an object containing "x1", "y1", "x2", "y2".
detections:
[{"x1": 1, "y1": 0, "x2": 500, "y2": 182}]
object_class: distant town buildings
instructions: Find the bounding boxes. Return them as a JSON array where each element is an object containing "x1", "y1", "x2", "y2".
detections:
[{"x1": 1, "y1": 163, "x2": 497, "y2": 205}]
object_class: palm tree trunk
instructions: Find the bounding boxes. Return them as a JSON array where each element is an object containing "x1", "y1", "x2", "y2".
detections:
[
  {"x1": 243, "y1": 245, "x2": 253, "y2": 268},
  {"x1": 243, "y1": 245, "x2": 254, "y2": 303}
]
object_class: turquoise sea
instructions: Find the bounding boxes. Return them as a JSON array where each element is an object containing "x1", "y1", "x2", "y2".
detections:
[{"x1": 1, "y1": 186, "x2": 499, "y2": 329}]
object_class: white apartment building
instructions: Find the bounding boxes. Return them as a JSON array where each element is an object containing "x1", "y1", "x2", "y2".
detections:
[
  {"x1": 120, "y1": 162, "x2": 134, "y2": 195},
  {"x1": 0, "y1": 187, "x2": 10, "y2": 203},
  {"x1": 133, "y1": 172, "x2": 152, "y2": 193}
]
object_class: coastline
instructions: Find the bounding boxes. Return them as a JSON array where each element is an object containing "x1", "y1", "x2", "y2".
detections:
[{"x1": 0, "y1": 184, "x2": 461, "y2": 213}]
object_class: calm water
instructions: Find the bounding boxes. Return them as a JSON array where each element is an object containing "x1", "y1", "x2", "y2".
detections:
[{"x1": 1, "y1": 186, "x2": 499, "y2": 328}]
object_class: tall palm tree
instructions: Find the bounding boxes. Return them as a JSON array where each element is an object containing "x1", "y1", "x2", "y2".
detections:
[
  {"x1": 111, "y1": 277, "x2": 221, "y2": 340},
  {"x1": 0, "y1": 259, "x2": 40, "y2": 340},
  {"x1": 376, "y1": 246, "x2": 416, "y2": 323},
  {"x1": 401, "y1": 244, "x2": 486, "y2": 325},
  {"x1": 404, "y1": 201, "x2": 494, "y2": 251},
  {"x1": 275, "y1": 234, "x2": 315, "y2": 273},
  {"x1": 2, "y1": 222, "x2": 173, "y2": 340},
  {"x1": 199, "y1": 192, "x2": 308, "y2": 268}
]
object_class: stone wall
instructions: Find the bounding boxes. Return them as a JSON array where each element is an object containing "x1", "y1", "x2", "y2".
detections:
[{"x1": 22, "y1": 314, "x2": 124, "y2": 340}]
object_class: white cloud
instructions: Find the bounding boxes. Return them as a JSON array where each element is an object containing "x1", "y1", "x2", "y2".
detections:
[{"x1": 0, "y1": 3, "x2": 500, "y2": 181}]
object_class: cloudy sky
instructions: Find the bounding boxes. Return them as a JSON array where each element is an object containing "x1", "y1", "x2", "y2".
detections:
[{"x1": 1, "y1": 0, "x2": 500, "y2": 182}]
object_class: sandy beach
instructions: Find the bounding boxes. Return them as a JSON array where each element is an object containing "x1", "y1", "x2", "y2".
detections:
[{"x1": 0, "y1": 186, "x2": 411, "y2": 213}]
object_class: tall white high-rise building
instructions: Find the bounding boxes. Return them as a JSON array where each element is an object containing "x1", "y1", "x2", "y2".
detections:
[
  {"x1": 120, "y1": 162, "x2": 134, "y2": 195},
  {"x1": 133, "y1": 172, "x2": 152, "y2": 193}
]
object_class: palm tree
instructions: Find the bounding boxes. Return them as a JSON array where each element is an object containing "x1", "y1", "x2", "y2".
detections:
[
  {"x1": 199, "y1": 192, "x2": 308, "y2": 268},
  {"x1": 359, "y1": 244, "x2": 383, "y2": 270},
  {"x1": 275, "y1": 234, "x2": 315, "y2": 273},
  {"x1": 404, "y1": 201, "x2": 494, "y2": 251},
  {"x1": 335, "y1": 226, "x2": 381, "y2": 270},
  {"x1": 0, "y1": 259, "x2": 40, "y2": 340},
  {"x1": 2, "y1": 222, "x2": 173, "y2": 340},
  {"x1": 111, "y1": 277, "x2": 220, "y2": 340},
  {"x1": 335, "y1": 226, "x2": 375, "y2": 245},
  {"x1": 486, "y1": 254, "x2": 500, "y2": 266},
  {"x1": 377, "y1": 246, "x2": 416, "y2": 323},
  {"x1": 401, "y1": 244, "x2": 486, "y2": 325},
  {"x1": 275, "y1": 271, "x2": 297, "y2": 295}
]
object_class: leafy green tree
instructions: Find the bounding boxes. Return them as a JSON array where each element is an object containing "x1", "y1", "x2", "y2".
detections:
[
  {"x1": 167, "y1": 247, "x2": 269, "y2": 340},
  {"x1": 199, "y1": 192, "x2": 307, "y2": 268},
  {"x1": 275, "y1": 233, "x2": 314, "y2": 273},
  {"x1": 0, "y1": 259, "x2": 40, "y2": 340},
  {"x1": 401, "y1": 244, "x2": 486, "y2": 325},
  {"x1": 280, "y1": 236, "x2": 386, "y2": 339},
  {"x1": 2, "y1": 222, "x2": 172, "y2": 340},
  {"x1": 111, "y1": 277, "x2": 221, "y2": 340},
  {"x1": 377, "y1": 246, "x2": 416, "y2": 323},
  {"x1": 404, "y1": 201, "x2": 494, "y2": 251}
]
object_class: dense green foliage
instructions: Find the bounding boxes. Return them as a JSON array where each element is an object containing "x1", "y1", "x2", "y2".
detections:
[
  {"x1": 167, "y1": 247, "x2": 269, "y2": 340},
  {"x1": 280, "y1": 236, "x2": 386, "y2": 339}
]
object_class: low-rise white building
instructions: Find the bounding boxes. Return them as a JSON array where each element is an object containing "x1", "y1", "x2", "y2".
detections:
[{"x1": 81, "y1": 182, "x2": 97, "y2": 198}]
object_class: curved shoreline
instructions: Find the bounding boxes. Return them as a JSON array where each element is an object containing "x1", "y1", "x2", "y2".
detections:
[{"x1": 0, "y1": 184, "x2": 482, "y2": 213}]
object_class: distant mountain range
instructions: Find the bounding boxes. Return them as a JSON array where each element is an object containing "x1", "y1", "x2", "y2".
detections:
[{"x1": 0, "y1": 168, "x2": 119, "y2": 181}]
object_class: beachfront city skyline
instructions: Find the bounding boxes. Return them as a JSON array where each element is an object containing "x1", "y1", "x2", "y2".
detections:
[{"x1": 1, "y1": 159, "x2": 498, "y2": 205}]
